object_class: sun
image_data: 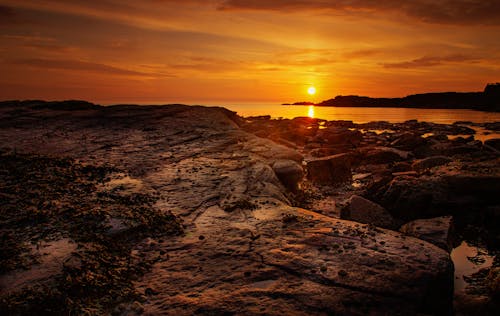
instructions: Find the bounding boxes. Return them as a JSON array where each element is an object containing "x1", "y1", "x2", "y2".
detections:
[{"x1": 307, "y1": 86, "x2": 316, "y2": 95}]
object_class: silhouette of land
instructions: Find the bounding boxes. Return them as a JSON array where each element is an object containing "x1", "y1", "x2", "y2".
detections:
[{"x1": 285, "y1": 83, "x2": 500, "y2": 112}]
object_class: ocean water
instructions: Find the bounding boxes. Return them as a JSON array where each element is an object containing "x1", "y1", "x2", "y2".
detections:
[
  {"x1": 103, "y1": 101, "x2": 499, "y2": 124},
  {"x1": 213, "y1": 102, "x2": 500, "y2": 124}
]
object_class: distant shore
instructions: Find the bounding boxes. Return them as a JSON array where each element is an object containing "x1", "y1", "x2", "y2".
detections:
[{"x1": 284, "y1": 83, "x2": 500, "y2": 112}]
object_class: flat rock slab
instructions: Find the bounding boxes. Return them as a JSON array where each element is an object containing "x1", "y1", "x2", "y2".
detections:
[{"x1": 139, "y1": 206, "x2": 453, "y2": 315}]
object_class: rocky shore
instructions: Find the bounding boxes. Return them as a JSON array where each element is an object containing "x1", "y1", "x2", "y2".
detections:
[{"x1": 0, "y1": 100, "x2": 499, "y2": 315}]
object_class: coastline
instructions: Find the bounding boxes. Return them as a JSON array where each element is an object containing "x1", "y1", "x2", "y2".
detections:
[
  {"x1": 284, "y1": 102, "x2": 500, "y2": 112},
  {"x1": 284, "y1": 83, "x2": 500, "y2": 112},
  {"x1": 0, "y1": 100, "x2": 498, "y2": 315}
]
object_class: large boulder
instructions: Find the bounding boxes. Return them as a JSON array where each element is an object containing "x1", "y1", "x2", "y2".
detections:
[
  {"x1": 359, "y1": 146, "x2": 411, "y2": 165},
  {"x1": 371, "y1": 172, "x2": 500, "y2": 221},
  {"x1": 315, "y1": 128, "x2": 363, "y2": 146},
  {"x1": 412, "y1": 156, "x2": 453, "y2": 172},
  {"x1": 272, "y1": 159, "x2": 304, "y2": 191},
  {"x1": 372, "y1": 175, "x2": 449, "y2": 220},
  {"x1": 306, "y1": 153, "x2": 352, "y2": 185},
  {"x1": 341, "y1": 195, "x2": 397, "y2": 229},
  {"x1": 399, "y1": 216, "x2": 455, "y2": 251},
  {"x1": 390, "y1": 132, "x2": 428, "y2": 151}
]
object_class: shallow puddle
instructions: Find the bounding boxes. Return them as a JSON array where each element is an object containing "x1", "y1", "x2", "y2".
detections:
[
  {"x1": 451, "y1": 241, "x2": 494, "y2": 292},
  {"x1": 0, "y1": 238, "x2": 76, "y2": 295},
  {"x1": 356, "y1": 129, "x2": 395, "y2": 135}
]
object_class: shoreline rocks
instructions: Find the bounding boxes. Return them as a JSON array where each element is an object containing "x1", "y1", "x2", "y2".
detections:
[
  {"x1": 272, "y1": 159, "x2": 304, "y2": 191},
  {"x1": 399, "y1": 216, "x2": 456, "y2": 251},
  {"x1": 412, "y1": 156, "x2": 453, "y2": 172},
  {"x1": 1, "y1": 100, "x2": 498, "y2": 315},
  {"x1": 341, "y1": 195, "x2": 397, "y2": 229},
  {"x1": 306, "y1": 153, "x2": 352, "y2": 185}
]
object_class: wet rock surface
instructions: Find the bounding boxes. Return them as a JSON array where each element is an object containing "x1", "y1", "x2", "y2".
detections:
[
  {"x1": 1, "y1": 100, "x2": 499, "y2": 314},
  {"x1": 399, "y1": 216, "x2": 456, "y2": 251}
]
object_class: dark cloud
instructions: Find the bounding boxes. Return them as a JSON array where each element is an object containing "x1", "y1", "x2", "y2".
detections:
[
  {"x1": 383, "y1": 54, "x2": 480, "y2": 69},
  {"x1": 12, "y1": 58, "x2": 155, "y2": 76},
  {"x1": 0, "y1": 5, "x2": 16, "y2": 24},
  {"x1": 0, "y1": 4, "x2": 13, "y2": 15},
  {"x1": 217, "y1": 0, "x2": 500, "y2": 25}
]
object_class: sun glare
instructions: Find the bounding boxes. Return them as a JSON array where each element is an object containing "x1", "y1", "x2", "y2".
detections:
[
  {"x1": 308, "y1": 105, "x2": 315, "y2": 118},
  {"x1": 307, "y1": 87, "x2": 316, "y2": 95}
]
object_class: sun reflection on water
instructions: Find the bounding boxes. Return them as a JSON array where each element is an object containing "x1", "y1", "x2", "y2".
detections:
[{"x1": 308, "y1": 105, "x2": 315, "y2": 118}]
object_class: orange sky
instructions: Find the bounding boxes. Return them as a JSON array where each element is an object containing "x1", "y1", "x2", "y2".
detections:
[{"x1": 1, "y1": 0, "x2": 499, "y2": 104}]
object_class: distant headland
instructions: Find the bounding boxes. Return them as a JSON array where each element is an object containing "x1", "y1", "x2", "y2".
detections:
[{"x1": 284, "y1": 83, "x2": 500, "y2": 112}]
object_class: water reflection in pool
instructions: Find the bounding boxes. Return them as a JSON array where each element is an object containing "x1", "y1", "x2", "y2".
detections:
[{"x1": 451, "y1": 241, "x2": 494, "y2": 292}]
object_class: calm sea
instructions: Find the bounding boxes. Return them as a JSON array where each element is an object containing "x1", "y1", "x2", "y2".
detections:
[
  {"x1": 104, "y1": 101, "x2": 499, "y2": 124},
  {"x1": 210, "y1": 102, "x2": 500, "y2": 124}
]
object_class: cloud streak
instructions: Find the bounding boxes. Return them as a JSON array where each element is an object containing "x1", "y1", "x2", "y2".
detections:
[
  {"x1": 383, "y1": 54, "x2": 480, "y2": 69},
  {"x1": 0, "y1": 4, "x2": 13, "y2": 16},
  {"x1": 1, "y1": 0, "x2": 498, "y2": 101},
  {"x1": 217, "y1": 0, "x2": 500, "y2": 25},
  {"x1": 2, "y1": 35, "x2": 76, "y2": 53},
  {"x1": 12, "y1": 58, "x2": 160, "y2": 77},
  {"x1": 9, "y1": 1, "x2": 499, "y2": 26}
]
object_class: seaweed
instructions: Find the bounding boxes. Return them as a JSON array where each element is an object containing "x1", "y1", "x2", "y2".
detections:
[{"x1": 0, "y1": 150, "x2": 182, "y2": 314}]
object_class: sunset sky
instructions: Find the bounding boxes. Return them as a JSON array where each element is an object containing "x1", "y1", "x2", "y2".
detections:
[{"x1": 1, "y1": 0, "x2": 499, "y2": 104}]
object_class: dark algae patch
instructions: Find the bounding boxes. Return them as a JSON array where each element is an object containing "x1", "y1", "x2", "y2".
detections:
[{"x1": 0, "y1": 149, "x2": 182, "y2": 315}]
